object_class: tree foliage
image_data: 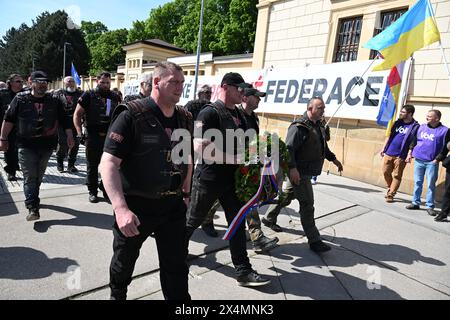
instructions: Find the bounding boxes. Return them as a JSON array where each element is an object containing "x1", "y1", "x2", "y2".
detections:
[
  {"x1": 88, "y1": 29, "x2": 129, "y2": 75},
  {"x1": 81, "y1": 21, "x2": 129, "y2": 75},
  {"x1": 127, "y1": 0, "x2": 258, "y2": 55},
  {"x1": 0, "y1": 11, "x2": 89, "y2": 81}
]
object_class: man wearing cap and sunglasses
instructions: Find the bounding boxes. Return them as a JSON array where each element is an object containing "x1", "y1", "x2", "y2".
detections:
[
  {"x1": 0, "y1": 71, "x2": 74, "y2": 221},
  {"x1": 186, "y1": 72, "x2": 271, "y2": 287},
  {"x1": 237, "y1": 85, "x2": 280, "y2": 253},
  {"x1": 0, "y1": 74, "x2": 24, "y2": 181}
]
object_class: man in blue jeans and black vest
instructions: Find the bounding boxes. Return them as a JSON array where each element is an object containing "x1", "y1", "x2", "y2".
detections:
[{"x1": 406, "y1": 109, "x2": 449, "y2": 215}]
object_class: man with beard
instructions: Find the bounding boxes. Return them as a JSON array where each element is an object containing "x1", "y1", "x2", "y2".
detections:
[
  {"x1": 380, "y1": 105, "x2": 419, "y2": 202},
  {"x1": 54, "y1": 76, "x2": 84, "y2": 173},
  {"x1": 0, "y1": 71, "x2": 74, "y2": 221},
  {"x1": 74, "y1": 72, "x2": 120, "y2": 203}
]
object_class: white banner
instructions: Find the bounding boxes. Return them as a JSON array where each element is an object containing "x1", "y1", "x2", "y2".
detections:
[{"x1": 126, "y1": 60, "x2": 411, "y2": 121}]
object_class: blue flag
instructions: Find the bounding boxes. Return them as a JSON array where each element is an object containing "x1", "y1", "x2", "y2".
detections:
[{"x1": 71, "y1": 63, "x2": 81, "y2": 86}]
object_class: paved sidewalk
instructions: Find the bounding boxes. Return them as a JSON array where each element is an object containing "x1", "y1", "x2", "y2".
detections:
[{"x1": 0, "y1": 149, "x2": 449, "y2": 300}]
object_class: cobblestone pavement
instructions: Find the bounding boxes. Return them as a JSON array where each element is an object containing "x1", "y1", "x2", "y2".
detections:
[{"x1": 0, "y1": 145, "x2": 88, "y2": 195}]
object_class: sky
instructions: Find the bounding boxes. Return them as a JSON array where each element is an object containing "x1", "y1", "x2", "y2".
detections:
[{"x1": 0, "y1": 0, "x2": 173, "y2": 39}]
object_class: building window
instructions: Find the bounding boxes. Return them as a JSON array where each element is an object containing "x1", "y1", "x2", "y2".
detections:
[
  {"x1": 333, "y1": 16, "x2": 363, "y2": 62},
  {"x1": 370, "y1": 8, "x2": 408, "y2": 59},
  {"x1": 199, "y1": 70, "x2": 205, "y2": 76}
]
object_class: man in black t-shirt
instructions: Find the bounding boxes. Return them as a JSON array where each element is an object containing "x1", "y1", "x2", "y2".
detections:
[
  {"x1": 0, "y1": 71, "x2": 74, "y2": 221},
  {"x1": 99, "y1": 62, "x2": 192, "y2": 300},
  {"x1": 74, "y1": 72, "x2": 120, "y2": 203},
  {"x1": 186, "y1": 72, "x2": 271, "y2": 287}
]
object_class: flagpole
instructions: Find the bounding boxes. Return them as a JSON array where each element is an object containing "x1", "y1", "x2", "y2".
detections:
[{"x1": 326, "y1": 58, "x2": 377, "y2": 127}]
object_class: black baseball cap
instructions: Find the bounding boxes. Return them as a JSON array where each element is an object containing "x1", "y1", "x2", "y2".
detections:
[
  {"x1": 244, "y1": 86, "x2": 266, "y2": 97},
  {"x1": 220, "y1": 72, "x2": 248, "y2": 88},
  {"x1": 30, "y1": 71, "x2": 50, "y2": 83}
]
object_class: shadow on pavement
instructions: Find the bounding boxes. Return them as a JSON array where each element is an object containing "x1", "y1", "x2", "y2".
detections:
[
  {"x1": 272, "y1": 239, "x2": 445, "y2": 271},
  {"x1": 32, "y1": 203, "x2": 114, "y2": 233},
  {"x1": 0, "y1": 247, "x2": 78, "y2": 280},
  {"x1": 322, "y1": 236, "x2": 446, "y2": 268},
  {"x1": 318, "y1": 182, "x2": 383, "y2": 194}
]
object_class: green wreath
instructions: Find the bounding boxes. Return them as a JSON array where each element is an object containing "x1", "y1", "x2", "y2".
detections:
[{"x1": 235, "y1": 132, "x2": 290, "y2": 203}]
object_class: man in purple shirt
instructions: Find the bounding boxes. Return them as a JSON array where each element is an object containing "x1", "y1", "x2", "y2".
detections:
[
  {"x1": 406, "y1": 109, "x2": 450, "y2": 215},
  {"x1": 381, "y1": 105, "x2": 419, "y2": 203}
]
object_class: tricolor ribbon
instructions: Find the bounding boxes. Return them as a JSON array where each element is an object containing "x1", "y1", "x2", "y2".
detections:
[{"x1": 223, "y1": 161, "x2": 279, "y2": 240}]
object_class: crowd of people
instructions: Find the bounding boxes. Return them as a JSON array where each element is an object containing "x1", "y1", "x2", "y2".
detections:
[{"x1": 0, "y1": 63, "x2": 448, "y2": 300}]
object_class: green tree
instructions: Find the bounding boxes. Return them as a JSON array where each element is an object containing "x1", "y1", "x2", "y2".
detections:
[
  {"x1": 128, "y1": 0, "x2": 258, "y2": 56},
  {"x1": 88, "y1": 29, "x2": 129, "y2": 75},
  {"x1": 127, "y1": 0, "x2": 190, "y2": 43},
  {"x1": 127, "y1": 20, "x2": 147, "y2": 43},
  {"x1": 217, "y1": 0, "x2": 258, "y2": 54},
  {"x1": 0, "y1": 11, "x2": 90, "y2": 80},
  {"x1": 81, "y1": 21, "x2": 108, "y2": 46},
  {"x1": 0, "y1": 24, "x2": 32, "y2": 79}
]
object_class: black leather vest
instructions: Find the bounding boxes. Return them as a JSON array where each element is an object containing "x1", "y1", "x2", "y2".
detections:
[
  {"x1": 208, "y1": 101, "x2": 248, "y2": 157},
  {"x1": 114, "y1": 98, "x2": 193, "y2": 199},
  {"x1": 292, "y1": 117, "x2": 327, "y2": 176},
  {"x1": 54, "y1": 89, "x2": 82, "y2": 118},
  {"x1": 85, "y1": 89, "x2": 119, "y2": 134},
  {"x1": 15, "y1": 92, "x2": 59, "y2": 139}
]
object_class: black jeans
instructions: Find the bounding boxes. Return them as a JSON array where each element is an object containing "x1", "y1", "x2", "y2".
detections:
[
  {"x1": 85, "y1": 137, "x2": 105, "y2": 195},
  {"x1": 4, "y1": 129, "x2": 19, "y2": 176},
  {"x1": 186, "y1": 178, "x2": 252, "y2": 277},
  {"x1": 110, "y1": 195, "x2": 190, "y2": 300},
  {"x1": 56, "y1": 127, "x2": 80, "y2": 166},
  {"x1": 441, "y1": 171, "x2": 450, "y2": 217}
]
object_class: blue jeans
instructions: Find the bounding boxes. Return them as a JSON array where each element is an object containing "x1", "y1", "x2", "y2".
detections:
[
  {"x1": 18, "y1": 147, "x2": 53, "y2": 209},
  {"x1": 412, "y1": 159, "x2": 439, "y2": 208}
]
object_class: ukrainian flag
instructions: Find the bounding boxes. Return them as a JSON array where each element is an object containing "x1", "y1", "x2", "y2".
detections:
[{"x1": 364, "y1": 0, "x2": 440, "y2": 71}]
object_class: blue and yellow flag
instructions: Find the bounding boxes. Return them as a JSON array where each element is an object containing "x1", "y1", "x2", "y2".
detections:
[{"x1": 364, "y1": 0, "x2": 440, "y2": 71}]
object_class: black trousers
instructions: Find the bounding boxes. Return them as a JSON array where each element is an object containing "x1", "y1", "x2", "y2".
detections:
[
  {"x1": 4, "y1": 129, "x2": 19, "y2": 175},
  {"x1": 441, "y1": 171, "x2": 450, "y2": 217},
  {"x1": 85, "y1": 137, "x2": 105, "y2": 194},
  {"x1": 110, "y1": 195, "x2": 190, "y2": 300},
  {"x1": 186, "y1": 178, "x2": 252, "y2": 277},
  {"x1": 56, "y1": 127, "x2": 80, "y2": 166}
]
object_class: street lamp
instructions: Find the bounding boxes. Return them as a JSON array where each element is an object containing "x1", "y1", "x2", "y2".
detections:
[{"x1": 63, "y1": 42, "x2": 71, "y2": 78}]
